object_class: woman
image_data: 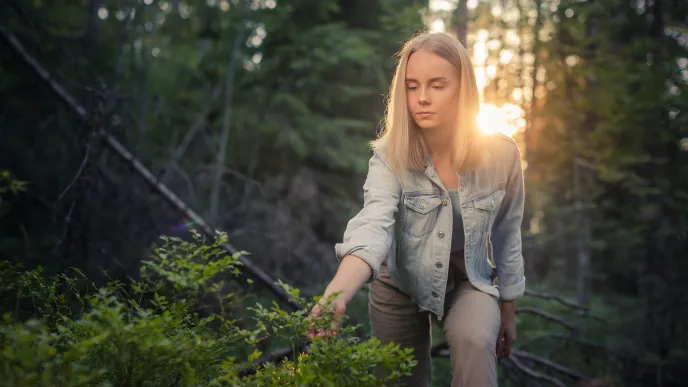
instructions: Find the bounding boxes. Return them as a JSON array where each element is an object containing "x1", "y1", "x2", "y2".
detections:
[{"x1": 308, "y1": 31, "x2": 526, "y2": 387}]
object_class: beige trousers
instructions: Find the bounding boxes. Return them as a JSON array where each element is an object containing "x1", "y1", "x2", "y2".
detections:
[{"x1": 369, "y1": 254, "x2": 501, "y2": 387}]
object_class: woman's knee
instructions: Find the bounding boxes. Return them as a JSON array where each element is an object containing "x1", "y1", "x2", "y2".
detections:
[{"x1": 445, "y1": 325, "x2": 496, "y2": 353}]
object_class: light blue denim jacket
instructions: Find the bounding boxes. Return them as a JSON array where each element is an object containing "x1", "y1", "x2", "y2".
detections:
[{"x1": 335, "y1": 133, "x2": 526, "y2": 319}]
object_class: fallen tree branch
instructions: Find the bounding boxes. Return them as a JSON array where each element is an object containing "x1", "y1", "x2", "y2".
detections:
[
  {"x1": 429, "y1": 342, "x2": 576, "y2": 386},
  {"x1": 512, "y1": 348, "x2": 591, "y2": 381},
  {"x1": 506, "y1": 354, "x2": 568, "y2": 387},
  {"x1": 431, "y1": 341, "x2": 591, "y2": 384},
  {"x1": 525, "y1": 288, "x2": 588, "y2": 311},
  {"x1": 524, "y1": 289, "x2": 606, "y2": 323}
]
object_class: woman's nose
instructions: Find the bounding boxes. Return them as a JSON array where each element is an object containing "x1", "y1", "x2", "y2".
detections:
[{"x1": 419, "y1": 88, "x2": 430, "y2": 105}]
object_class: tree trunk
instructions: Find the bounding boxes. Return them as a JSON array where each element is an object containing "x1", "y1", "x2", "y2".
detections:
[
  {"x1": 455, "y1": 0, "x2": 468, "y2": 47},
  {"x1": 209, "y1": 0, "x2": 248, "y2": 217},
  {"x1": 574, "y1": 0, "x2": 597, "y2": 308}
]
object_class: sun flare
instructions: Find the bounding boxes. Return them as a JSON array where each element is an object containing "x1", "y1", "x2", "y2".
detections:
[
  {"x1": 428, "y1": 2, "x2": 527, "y2": 138},
  {"x1": 476, "y1": 103, "x2": 525, "y2": 137}
]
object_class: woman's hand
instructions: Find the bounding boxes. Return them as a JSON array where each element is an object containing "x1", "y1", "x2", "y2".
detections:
[
  {"x1": 497, "y1": 300, "x2": 517, "y2": 359},
  {"x1": 306, "y1": 296, "x2": 347, "y2": 340},
  {"x1": 305, "y1": 255, "x2": 371, "y2": 340}
]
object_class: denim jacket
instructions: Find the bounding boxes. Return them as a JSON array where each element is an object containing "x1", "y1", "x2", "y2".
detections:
[{"x1": 335, "y1": 133, "x2": 526, "y2": 319}]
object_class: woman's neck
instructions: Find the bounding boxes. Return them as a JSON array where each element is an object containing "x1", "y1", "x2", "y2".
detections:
[{"x1": 422, "y1": 126, "x2": 455, "y2": 161}]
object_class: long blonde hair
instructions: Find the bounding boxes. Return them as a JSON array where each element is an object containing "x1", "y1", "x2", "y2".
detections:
[{"x1": 371, "y1": 31, "x2": 483, "y2": 178}]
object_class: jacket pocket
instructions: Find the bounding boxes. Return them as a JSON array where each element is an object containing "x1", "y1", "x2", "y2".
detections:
[
  {"x1": 472, "y1": 188, "x2": 506, "y2": 231},
  {"x1": 401, "y1": 192, "x2": 442, "y2": 238}
]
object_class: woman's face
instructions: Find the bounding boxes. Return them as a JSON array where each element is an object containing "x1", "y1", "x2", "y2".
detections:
[{"x1": 405, "y1": 49, "x2": 460, "y2": 133}]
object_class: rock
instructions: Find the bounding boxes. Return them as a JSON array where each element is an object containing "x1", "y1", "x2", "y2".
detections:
[{"x1": 286, "y1": 167, "x2": 322, "y2": 227}]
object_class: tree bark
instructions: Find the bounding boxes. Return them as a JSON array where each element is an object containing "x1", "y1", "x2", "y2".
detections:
[{"x1": 575, "y1": 0, "x2": 597, "y2": 308}]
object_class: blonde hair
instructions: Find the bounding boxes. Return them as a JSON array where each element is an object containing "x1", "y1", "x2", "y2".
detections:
[{"x1": 371, "y1": 31, "x2": 483, "y2": 178}]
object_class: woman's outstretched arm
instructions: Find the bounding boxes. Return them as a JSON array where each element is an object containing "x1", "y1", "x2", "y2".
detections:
[{"x1": 328, "y1": 146, "x2": 401, "y2": 299}]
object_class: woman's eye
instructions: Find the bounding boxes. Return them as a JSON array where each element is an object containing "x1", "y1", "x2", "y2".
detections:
[
  {"x1": 432, "y1": 85, "x2": 445, "y2": 90},
  {"x1": 407, "y1": 86, "x2": 418, "y2": 91}
]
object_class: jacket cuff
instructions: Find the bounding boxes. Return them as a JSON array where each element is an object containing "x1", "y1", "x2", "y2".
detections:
[
  {"x1": 499, "y1": 276, "x2": 526, "y2": 301},
  {"x1": 334, "y1": 243, "x2": 378, "y2": 283}
]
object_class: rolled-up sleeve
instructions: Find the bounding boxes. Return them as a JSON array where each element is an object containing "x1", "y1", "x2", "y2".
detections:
[
  {"x1": 491, "y1": 143, "x2": 526, "y2": 301},
  {"x1": 334, "y1": 147, "x2": 400, "y2": 282}
]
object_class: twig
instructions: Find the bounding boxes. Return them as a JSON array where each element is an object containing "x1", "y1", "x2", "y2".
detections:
[
  {"x1": 55, "y1": 147, "x2": 91, "y2": 206},
  {"x1": 54, "y1": 201, "x2": 76, "y2": 250}
]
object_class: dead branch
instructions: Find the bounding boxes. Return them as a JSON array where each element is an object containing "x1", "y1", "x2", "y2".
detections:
[
  {"x1": 0, "y1": 25, "x2": 88, "y2": 119},
  {"x1": 158, "y1": 83, "x2": 223, "y2": 182},
  {"x1": 525, "y1": 288, "x2": 587, "y2": 311},
  {"x1": 431, "y1": 340, "x2": 591, "y2": 384},
  {"x1": 506, "y1": 354, "x2": 568, "y2": 387},
  {"x1": 0, "y1": 22, "x2": 301, "y2": 313},
  {"x1": 54, "y1": 201, "x2": 76, "y2": 249},
  {"x1": 512, "y1": 348, "x2": 591, "y2": 381},
  {"x1": 55, "y1": 147, "x2": 91, "y2": 205},
  {"x1": 524, "y1": 290, "x2": 606, "y2": 323},
  {"x1": 522, "y1": 332, "x2": 605, "y2": 351},
  {"x1": 517, "y1": 306, "x2": 577, "y2": 330}
]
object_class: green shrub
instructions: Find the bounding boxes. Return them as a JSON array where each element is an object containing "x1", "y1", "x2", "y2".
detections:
[{"x1": 0, "y1": 231, "x2": 415, "y2": 386}]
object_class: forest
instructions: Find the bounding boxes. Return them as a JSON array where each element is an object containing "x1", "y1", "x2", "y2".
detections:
[{"x1": 0, "y1": 0, "x2": 686, "y2": 386}]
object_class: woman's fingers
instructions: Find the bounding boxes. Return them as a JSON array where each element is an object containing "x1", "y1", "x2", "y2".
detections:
[
  {"x1": 306, "y1": 300, "x2": 344, "y2": 340},
  {"x1": 306, "y1": 304, "x2": 323, "y2": 339}
]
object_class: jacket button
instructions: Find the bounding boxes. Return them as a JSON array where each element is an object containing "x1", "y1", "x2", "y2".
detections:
[
  {"x1": 435, "y1": 262, "x2": 443, "y2": 269},
  {"x1": 437, "y1": 231, "x2": 445, "y2": 238},
  {"x1": 441, "y1": 198, "x2": 448, "y2": 206}
]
